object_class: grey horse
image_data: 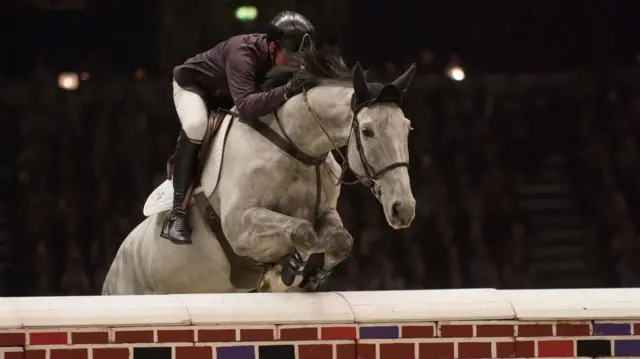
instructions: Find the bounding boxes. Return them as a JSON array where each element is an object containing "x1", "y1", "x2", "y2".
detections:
[{"x1": 102, "y1": 50, "x2": 417, "y2": 294}]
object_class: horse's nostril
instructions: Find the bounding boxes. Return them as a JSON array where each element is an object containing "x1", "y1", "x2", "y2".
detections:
[{"x1": 391, "y1": 201, "x2": 401, "y2": 218}]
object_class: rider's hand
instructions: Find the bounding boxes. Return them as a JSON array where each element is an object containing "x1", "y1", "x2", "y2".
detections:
[{"x1": 284, "y1": 70, "x2": 318, "y2": 99}]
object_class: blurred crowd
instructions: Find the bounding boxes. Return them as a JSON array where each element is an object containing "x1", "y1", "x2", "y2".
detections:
[{"x1": 3, "y1": 50, "x2": 640, "y2": 296}]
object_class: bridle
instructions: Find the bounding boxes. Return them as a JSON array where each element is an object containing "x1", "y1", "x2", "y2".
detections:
[{"x1": 300, "y1": 89, "x2": 409, "y2": 198}]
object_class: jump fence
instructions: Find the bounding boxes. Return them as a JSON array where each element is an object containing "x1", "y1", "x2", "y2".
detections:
[{"x1": 1, "y1": 288, "x2": 640, "y2": 359}]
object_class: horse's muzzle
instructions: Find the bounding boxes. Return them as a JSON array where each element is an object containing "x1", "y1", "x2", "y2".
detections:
[{"x1": 389, "y1": 200, "x2": 415, "y2": 229}]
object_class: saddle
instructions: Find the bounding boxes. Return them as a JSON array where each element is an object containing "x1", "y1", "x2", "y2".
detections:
[{"x1": 166, "y1": 109, "x2": 266, "y2": 289}]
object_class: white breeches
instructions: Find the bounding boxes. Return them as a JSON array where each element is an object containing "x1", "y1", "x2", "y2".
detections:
[{"x1": 173, "y1": 80, "x2": 208, "y2": 142}]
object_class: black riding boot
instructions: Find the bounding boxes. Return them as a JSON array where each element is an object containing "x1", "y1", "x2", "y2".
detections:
[{"x1": 161, "y1": 133, "x2": 201, "y2": 244}]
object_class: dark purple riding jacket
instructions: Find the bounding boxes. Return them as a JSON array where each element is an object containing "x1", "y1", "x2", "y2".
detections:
[{"x1": 173, "y1": 34, "x2": 286, "y2": 119}]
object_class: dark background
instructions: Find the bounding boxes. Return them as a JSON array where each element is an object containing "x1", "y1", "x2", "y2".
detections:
[
  {"x1": 1, "y1": 0, "x2": 636, "y2": 74},
  {"x1": 2, "y1": 0, "x2": 640, "y2": 296}
]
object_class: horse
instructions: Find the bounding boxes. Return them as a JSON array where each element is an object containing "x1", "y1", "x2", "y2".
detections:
[{"x1": 102, "y1": 49, "x2": 418, "y2": 295}]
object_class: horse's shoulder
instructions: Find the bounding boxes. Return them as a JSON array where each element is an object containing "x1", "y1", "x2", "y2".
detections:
[{"x1": 324, "y1": 152, "x2": 341, "y2": 170}]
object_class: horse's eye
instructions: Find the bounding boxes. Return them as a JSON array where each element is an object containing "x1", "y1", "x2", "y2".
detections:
[{"x1": 362, "y1": 127, "x2": 375, "y2": 138}]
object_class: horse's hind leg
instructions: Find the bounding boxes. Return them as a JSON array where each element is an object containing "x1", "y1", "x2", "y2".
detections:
[
  {"x1": 223, "y1": 206, "x2": 319, "y2": 292},
  {"x1": 302, "y1": 209, "x2": 353, "y2": 291}
]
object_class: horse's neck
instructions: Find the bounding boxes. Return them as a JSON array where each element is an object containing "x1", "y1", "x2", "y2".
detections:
[{"x1": 270, "y1": 86, "x2": 355, "y2": 157}]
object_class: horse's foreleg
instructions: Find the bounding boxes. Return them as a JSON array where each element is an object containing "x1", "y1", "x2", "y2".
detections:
[
  {"x1": 303, "y1": 209, "x2": 353, "y2": 292},
  {"x1": 223, "y1": 207, "x2": 319, "y2": 292}
]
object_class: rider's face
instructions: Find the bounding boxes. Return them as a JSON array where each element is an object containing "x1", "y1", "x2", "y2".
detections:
[
  {"x1": 274, "y1": 50, "x2": 288, "y2": 66},
  {"x1": 268, "y1": 42, "x2": 288, "y2": 66}
]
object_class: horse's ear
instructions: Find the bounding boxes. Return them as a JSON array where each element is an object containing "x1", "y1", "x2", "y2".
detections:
[
  {"x1": 352, "y1": 62, "x2": 369, "y2": 99},
  {"x1": 392, "y1": 62, "x2": 417, "y2": 92}
]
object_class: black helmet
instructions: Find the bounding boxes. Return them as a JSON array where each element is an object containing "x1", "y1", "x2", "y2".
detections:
[{"x1": 266, "y1": 11, "x2": 315, "y2": 52}]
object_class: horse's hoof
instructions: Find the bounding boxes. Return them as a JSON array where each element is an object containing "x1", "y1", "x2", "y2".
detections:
[
  {"x1": 301, "y1": 268, "x2": 331, "y2": 292},
  {"x1": 256, "y1": 271, "x2": 271, "y2": 292},
  {"x1": 258, "y1": 264, "x2": 303, "y2": 293}
]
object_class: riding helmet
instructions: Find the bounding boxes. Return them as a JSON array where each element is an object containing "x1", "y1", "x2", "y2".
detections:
[{"x1": 266, "y1": 11, "x2": 315, "y2": 52}]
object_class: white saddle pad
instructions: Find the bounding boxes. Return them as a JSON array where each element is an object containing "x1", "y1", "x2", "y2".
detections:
[{"x1": 142, "y1": 110, "x2": 235, "y2": 217}]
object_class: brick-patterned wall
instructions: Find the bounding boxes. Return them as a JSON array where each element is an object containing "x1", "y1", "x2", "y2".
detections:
[{"x1": 2, "y1": 320, "x2": 640, "y2": 359}]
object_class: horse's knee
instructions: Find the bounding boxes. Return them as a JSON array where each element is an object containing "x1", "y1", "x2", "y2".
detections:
[
  {"x1": 289, "y1": 220, "x2": 318, "y2": 252},
  {"x1": 326, "y1": 227, "x2": 353, "y2": 260},
  {"x1": 231, "y1": 231, "x2": 254, "y2": 256}
]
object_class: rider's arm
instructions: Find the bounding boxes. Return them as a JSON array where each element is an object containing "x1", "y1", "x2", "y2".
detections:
[{"x1": 226, "y1": 46, "x2": 286, "y2": 119}]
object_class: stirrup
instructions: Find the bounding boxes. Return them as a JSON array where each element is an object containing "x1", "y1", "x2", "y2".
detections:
[{"x1": 159, "y1": 212, "x2": 173, "y2": 239}]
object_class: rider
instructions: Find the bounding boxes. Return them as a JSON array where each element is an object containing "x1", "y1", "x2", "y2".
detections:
[{"x1": 161, "y1": 11, "x2": 318, "y2": 245}]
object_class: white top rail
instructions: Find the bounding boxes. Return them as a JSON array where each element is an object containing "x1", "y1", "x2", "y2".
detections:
[{"x1": 2, "y1": 288, "x2": 639, "y2": 329}]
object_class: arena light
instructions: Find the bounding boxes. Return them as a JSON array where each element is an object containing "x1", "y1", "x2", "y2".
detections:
[
  {"x1": 58, "y1": 72, "x2": 79, "y2": 90},
  {"x1": 235, "y1": 6, "x2": 257, "y2": 22},
  {"x1": 447, "y1": 66, "x2": 465, "y2": 81},
  {"x1": 134, "y1": 68, "x2": 146, "y2": 79}
]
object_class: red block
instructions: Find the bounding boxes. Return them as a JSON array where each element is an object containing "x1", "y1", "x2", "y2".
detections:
[
  {"x1": 280, "y1": 327, "x2": 318, "y2": 340},
  {"x1": 50, "y1": 349, "x2": 87, "y2": 359},
  {"x1": 476, "y1": 324, "x2": 514, "y2": 337},
  {"x1": 5, "y1": 351, "x2": 25, "y2": 359},
  {"x1": 515, "y1": 341, "x2": 535, "y2": 357},
  {"x1": 175, "y1": 346, "x2": 213, "y2": 359},
  {"x1": 114, "y1": 330, "x2": 154, "y2": 343},
  {"x1": 380, "y1": 343, "x2": 414, "y2": 359},
  {"x1": 198, "y1": 329, "x2": 236, "y2": 342},
  {"x1": 157, "y1": 330, "x2": 194, "y2": 343},
  {"x1": 93, "y1": 348, "x2": 130, "y2": 359},
  {"x1": 299, "y1": 344, "x2": 332, "y2": 359},
  {"x1": 24, "y1": 350, "x2": 45, "y2": 359},
  {"x1": 518, "y1": 324, "x2": 553, "y2": 337},
  {"x1": 496, "y1": 342, "x2": 515, "y2": 357},
  {"x1": 538, "y1": 340, "x2": 574, "y2": 357},
  {"x1": 458, "y1": 342, "x2": 492, "y2": 358},
  {"x1": 239, "y1": 329, "x2": 274, "y2": 341},
  {"x1": 71, "y1": 332, "x2": 108, "y2": 344},
  {"x1": 337, "y1": 344, "x2": 356, "y2": 359},
  {"x1": 322, "y1": 326, "x2": 357, "y2": 340},
  {"x1": 418, "y1": 342, "x2": 454, "y2": 359},
  {"x1": 440, "y1": 325, "x2": 473, "y2": 338},
  {"x1": 0, "y1": 333, "x2": 26, "y2": 346},
  {"x1": 555, "y1": 323, "x2": 590, "y2": 336},
  {"x1": 29, "y1": 332, "x2": 67, "y2": 345},
  {"x1": 402, "y1": 326, "x2": 435, "y2": 338},
  {"x1": 357, "y1": 343, "x2": 376, "y2": 359}
]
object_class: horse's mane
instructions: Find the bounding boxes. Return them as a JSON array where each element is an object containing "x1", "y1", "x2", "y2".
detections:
[{"x1": 260, "y1": 46, "x2": 353, "y2": 91}]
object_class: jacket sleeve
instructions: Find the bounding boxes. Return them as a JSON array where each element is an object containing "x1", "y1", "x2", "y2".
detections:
[{"x1": 225, "y1": 46, "x2": 287, "y2": 119}]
